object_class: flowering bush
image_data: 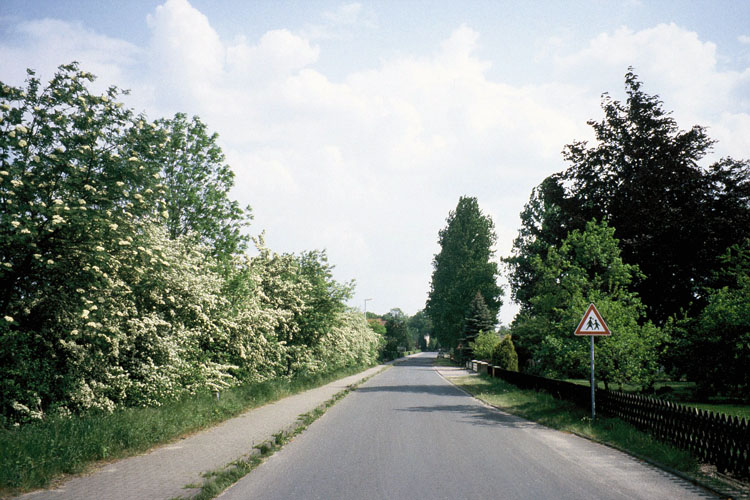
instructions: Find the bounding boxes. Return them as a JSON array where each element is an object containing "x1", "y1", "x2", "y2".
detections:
[{"x1": 0, "y1": 64, "x2": 382, "y2": 425}]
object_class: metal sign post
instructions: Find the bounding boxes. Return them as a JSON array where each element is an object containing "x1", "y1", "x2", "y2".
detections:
[
  {"x1": 590, "y1": 336, "x2": 595, "y2": 419},
  {"x1": 574, "y1": 304, "x2": 610, "y2": 420}
]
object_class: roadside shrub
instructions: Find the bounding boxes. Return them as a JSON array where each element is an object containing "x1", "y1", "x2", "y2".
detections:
[
  {"x1": 469, "y1": 330, "x2": 501, "y2": 361},
  {"x1": 492, "y1": 335, "x2": 518, "y2": 371},
  {"x1": 0, "y1": 64, "x2": 382, "y2": 425}
]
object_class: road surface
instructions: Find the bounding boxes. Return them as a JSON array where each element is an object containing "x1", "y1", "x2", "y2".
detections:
[{"x1": 219, "y1": 352, "x2": 713, "y2": 500}]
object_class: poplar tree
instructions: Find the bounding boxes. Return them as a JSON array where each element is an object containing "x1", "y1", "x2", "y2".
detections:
[{"x1": 426, "y1": 196, "x2": 502, "y2": 349}]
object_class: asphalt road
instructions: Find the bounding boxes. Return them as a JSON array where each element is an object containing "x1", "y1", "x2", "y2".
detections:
[{"x1": 219, "y1": 352, "x2": 713, "y2": 500}]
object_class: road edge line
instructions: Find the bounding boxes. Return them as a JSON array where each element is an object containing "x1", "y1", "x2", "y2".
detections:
[
  {"x1": 433, "y1": 366, "x2": 744, "y2": 500},
  {"x1": 180, "y1": 365, "x2": 390, "y2": 500}
]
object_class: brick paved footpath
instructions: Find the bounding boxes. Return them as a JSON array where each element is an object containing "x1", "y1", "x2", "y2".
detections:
[{"x1": 20, "y1": 364, "x2": 389, "y2": 500}]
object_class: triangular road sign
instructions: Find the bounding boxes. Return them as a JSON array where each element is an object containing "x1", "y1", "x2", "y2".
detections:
[{"x1": 575, "y1": 303, "x2": 611, "y2": 336}]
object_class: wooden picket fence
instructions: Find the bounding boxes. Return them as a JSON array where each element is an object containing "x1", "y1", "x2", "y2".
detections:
[{"x1": 467, "y1": 360, "x2": 750, "y2": 479}]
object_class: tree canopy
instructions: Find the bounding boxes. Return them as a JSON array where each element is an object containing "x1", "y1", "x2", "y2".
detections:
[
  {"x1": 425, "y1": 196, "x2": 502, "y2": 349},
  {"x1": 463, "y1": 291, "x2": 494, "y2": 342},
  {"x1": 154, "y1": 113, "x2": 251, "y2": 261},
  {"x1": 506, "y1": 69, "x2": 750, "y2": 324},
  {"x1": 511, "y1": 220, "x2": 664, "y2": 388},
  {"x1": 383, "y1": 308, "x2": 410, "y2": 353},
  {"x1": 668, "y1": 239, "x2": 750, "y2": 397}
]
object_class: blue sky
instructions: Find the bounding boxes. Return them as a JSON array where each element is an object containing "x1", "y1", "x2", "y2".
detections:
[{"x1": 1, "y1": 1, "x2": 749, "y2": 323}]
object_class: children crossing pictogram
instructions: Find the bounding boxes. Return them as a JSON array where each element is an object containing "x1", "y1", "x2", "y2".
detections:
[{"x1": 575, "y1": 303, "x2": 610, "y2": 336}]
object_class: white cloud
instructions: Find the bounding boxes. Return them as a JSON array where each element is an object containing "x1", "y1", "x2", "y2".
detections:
[
  {"x1": 0, "y1": 18, "x2": 140, "y2": 90},
  {"x1": 551, "y1": 23, "x2": 750, "y2": 160},
  {"x1": 145, "y1": 0, "x2": 224, "y2": 109},
  {"x1": 227, "y1": 30, "x2": 319, "y2": 80},
  {"x1": 1, "y1": 2, "x2": 747, "y2": 324}
]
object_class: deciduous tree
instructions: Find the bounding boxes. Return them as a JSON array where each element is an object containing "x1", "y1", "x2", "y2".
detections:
[
  {"x1": 512, "y1": 220, "x2": 664, "y2": 388},
  {"x1": 506, "y1": 69, "x2": 750, "y2": 324},
  {"x1": 154, "y1": 113, "x2": 251, "y2": 262},
  {"x1": 426, "y1": 196, "x2": 502, "y2": 349}
]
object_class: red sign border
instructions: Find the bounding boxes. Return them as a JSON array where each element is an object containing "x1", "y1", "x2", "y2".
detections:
[{"x1": 574, "y1": 303, "x2": 611, "y2": 336}]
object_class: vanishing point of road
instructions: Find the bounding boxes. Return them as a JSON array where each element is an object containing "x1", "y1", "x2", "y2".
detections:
[{"x1": 219, "y1": 352, "x2": 713, "y2": 500}]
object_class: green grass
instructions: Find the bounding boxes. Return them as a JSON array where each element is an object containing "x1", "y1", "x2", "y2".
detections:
[
  {"x1": 687, "y1": 403, "x2": 750, "y2": 420},
  {"x1": 451, "y1": 372, "x2": 750, "y2": 497},
  {"x1": 564, "y1": 378, "x2": 750, "y2": 419},
  {"x1": 0, "y1": 363, "x2": 376, "y2": 497},
  {"x1": 564, "y1": 378, "x2": 696, "y2": 394},
  {"x1": 433, "y1": 356, "x2": 456, "y2": 367},
  {"x1": 452, "y1": 374, "x2": 699, "y2": 473}
]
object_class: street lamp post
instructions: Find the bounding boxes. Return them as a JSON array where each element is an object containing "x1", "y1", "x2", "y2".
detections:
[{"x1": 364, "y1": 298, "x2": 372, "y2": 320}]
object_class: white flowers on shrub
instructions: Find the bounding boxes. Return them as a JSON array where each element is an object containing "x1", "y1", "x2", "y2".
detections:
[{"x1": 1, "y1": 64, "x2": 384, "y2": 424}]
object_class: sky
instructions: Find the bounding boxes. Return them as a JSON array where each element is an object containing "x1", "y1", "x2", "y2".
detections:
[{"x1": 1, "y1": 1, "x2": 749, "y2": 324}]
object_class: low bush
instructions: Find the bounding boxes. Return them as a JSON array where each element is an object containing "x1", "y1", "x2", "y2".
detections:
[{"x1": 491, "y1": 335, "x2": 518, "y2": 371}]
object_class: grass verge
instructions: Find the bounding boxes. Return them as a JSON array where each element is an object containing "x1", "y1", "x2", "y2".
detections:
[
  {"x1": 449, "y1": 371, "x2": 750, "y2": 498},
  {"x1": 182, "y1": 368, "x2": 384, "y2": 500},
  {"x1": 0, "y1": 363, "x2": 377, "y2": 497},
  {"x1": 565, "y1": 378, "x2": 750, "y2": 419}
]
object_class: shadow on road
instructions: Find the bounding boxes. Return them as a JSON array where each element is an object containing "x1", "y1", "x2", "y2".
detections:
[
  {"x1": 392, "y1": 355, "x2": 437, "y2": 367},
  {"x1": 397, "y1": 403, "x2": 539, "y2": 428},
  {"x1": 355, "y1": 384, "x2": 465, "y2": 397}
]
